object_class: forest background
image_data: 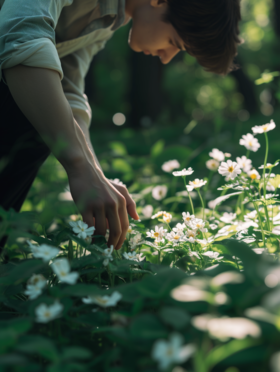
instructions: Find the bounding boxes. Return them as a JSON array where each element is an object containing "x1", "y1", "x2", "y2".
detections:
[{"x1": 20, "y1": 0, "x2": 280, "y2": 219}]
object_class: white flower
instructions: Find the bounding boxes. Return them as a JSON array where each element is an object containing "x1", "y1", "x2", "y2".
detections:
[
  {"x1": 102, "y1": 245, "x2": 114, "y2": 266},
  {"x1": 209, "y1": 148, "x2": 225, "y2": 162},
  {"x1": 225, "y1": 153, "x2": 231, "y2": 158},
  {"x1": 259, "y1": 162, "x2": 279, "y2": 169},
  {"x1": 141, "y1": 205, "x2": 153, "y2": 218},
  {"x1": 35, "y1": 301, "x2": 63, "y2": 323},
  {"x1": 128, "y1": 233, "x2": 143, "y2": 251},
  {"x1": 218, "y1": 160, "x2": 241, "y2": 180},
  {"x1": 203, "y1": 251, "x2": 223, "y2": 260},
  {"x1": 209, "y1": 224, "x2": 218, "y2": 230},
  {"x1": 248, "y1": 169, "x2": 261, "y2": 180},
  {"x1": 185, "y1": 229, "x2": 197, "y2": 242},
  {"x1": 69, "y1": 220, "x2": 95, "y2": 240},
  {"x1": 236, "y1": 156, "x2": 252, "y2": 173},
  {"x1": 110, "y1": 178, "x2": 126, "y2": 187},
  {"x1": 152, "y1": 333, "x2": 195, "y2": 370},
  {"x1": 245, "y1": 210, "x2": 257, "y2": 220},
  {"x1": 152, "y1": 185, "x2": 168, "y2": 200},
  {"x1": 123, "y1": 251, "x2": 138, "y2": 260},
  {"x1": 127, "y1": 225, "x2": 137, "y2": 235},
  {"x1": 206, "y1": 159, "x2": 220, "y2": 171},
  {"x1": 233, "y1": 185, "x2": 250, "y2": 191},
  {"x1": 162, "y1": 212, "x2": 172, "y2": 223},
  {"x1": 197, "y1": 237, "x2": 215, "y2": 245},
  {"x1": 182, "y1": 212, "x2": 195, "y2": 225},
  {"x1": 162, "y1": 160, "x2": 180, "y2": 173},
  {"x1": 187, "y1": 179, "x2": 207, "y2": 191},
  {"x1": 29, "y1": 243, "x2": 60, "y2": 262},
  {"x1": 24, "y1": 274, "x2": 47, "y2": 300},
  {"x1": 151, "y1": 211, "x2": 165, "y2": 219},
  {"x1": 146, "y1": 226, "x2": 167, "y2": 243},
  {"x1": 189, "y1": 251, "x2": 201, "y2": 259},
  {"x1": 189, "y1": 219, "x2": 207, "y2": 233},
  {"x1": 220, "y1": 212, "x2": 236, "y2": 224},
  {"x1": 166, "y1": 231, "x2": 185, "y2": 245},
  {"x1": 239, "y1": 133, "x2": 260, "y2": 152},
  {"x1": 265, "y1": 182, "x2": 275, "y2": 191},
  {"x1": 272, "y1": 226, "x2": 280, "y2": 235},
  {"x1": 51, "y1": 258, "x2": 79, "y2": 285},
  {"x1": 82, "y1": 291, "x2": 122, "y2": 307},
  {"x1": 173, "y1": 223, "x2": 186, "y2": 235},
  {"x1": 207, "y1": 317, "x2": 261, "y2": 340},
  {"x1": 136, "y1": 253, "x2": 146, "y2": 261},
  {"x1": 84, "y1": 236, "x2": 92, "y2": 244},
  {"x1": 172, "y1": 167, "x2": 194, "y2": 177},
  {"x1": 252, "y1": 120, "x2": 276, "y2": 134}
]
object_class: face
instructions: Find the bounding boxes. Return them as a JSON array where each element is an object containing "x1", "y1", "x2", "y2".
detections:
[{"x1": 126, "y1": 0, "x2": 185, "y2": 64}]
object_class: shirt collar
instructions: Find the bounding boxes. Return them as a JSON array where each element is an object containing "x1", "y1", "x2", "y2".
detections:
[{"x1": 99, "y1": 0, "x2": 126, "y2": 31}]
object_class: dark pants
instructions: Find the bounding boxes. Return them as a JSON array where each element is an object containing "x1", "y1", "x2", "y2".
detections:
[{"x1": 0, "y1": 79, "x2": 51, "y2": 248}]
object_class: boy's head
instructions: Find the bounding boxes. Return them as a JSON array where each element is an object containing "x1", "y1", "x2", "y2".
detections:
[{"x1": 126, "y1": 0, "x2": 242, "y2": 74}]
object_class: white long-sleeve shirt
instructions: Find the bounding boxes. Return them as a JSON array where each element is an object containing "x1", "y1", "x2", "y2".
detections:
[{"x1": 0, "y1": 0, "x2": 126, "y2": 128}]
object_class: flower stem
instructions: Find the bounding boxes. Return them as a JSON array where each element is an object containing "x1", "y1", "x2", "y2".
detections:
[
  {"x1": 262, "y1": 133, "x2": 271, "y2": 231},
  {"x1": 262, "y1": 133, "x2": 269, "y2": 200},
  {"x1": 197, "y1": 189, "x2": 205, "y2": 221},
  {"x1": 68, "y1": 240, "x2": 73, "y2": 261},
  {"x1": 183, "y1": 177, "x2": 195, "y2": 215},
  {"x1": 246, "y1": 149, "x2": 251, "y2": 159},
  {"x1": 250, "y1": 196, "x2": 266, "y2": 247}
]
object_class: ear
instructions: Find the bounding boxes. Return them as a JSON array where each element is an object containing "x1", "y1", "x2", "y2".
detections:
[{"x1": 150, "y1": 0, "x2": 167, "y2": 8}]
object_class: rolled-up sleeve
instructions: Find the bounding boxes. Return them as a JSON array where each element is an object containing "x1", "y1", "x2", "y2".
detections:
[
  {"x1": 0, "y1": 0, "x2": 73, "y2": 83},
  {"x1": 60, "y1": 43, "x2": 100, "y2": 129}
]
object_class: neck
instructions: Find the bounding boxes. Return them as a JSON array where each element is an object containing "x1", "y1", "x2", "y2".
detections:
[{"x1": 125, "y1": 0, "x2": 146, "y2": 18}]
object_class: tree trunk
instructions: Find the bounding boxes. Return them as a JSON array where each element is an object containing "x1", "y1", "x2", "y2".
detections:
[
  {"x1": 231, "y1": 59, "x2": 259, "y2": 114},
  {"x1": 128, "y1": 52, "x2": 163, "y2": 128},
  {"x1": 274, "y1": 0, "x2": 280, "y2": 37}
]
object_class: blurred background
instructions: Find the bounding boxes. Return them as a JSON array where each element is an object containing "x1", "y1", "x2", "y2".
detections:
[{"x1": 21, "y1": 0, "x2": 280, "y2": 226}]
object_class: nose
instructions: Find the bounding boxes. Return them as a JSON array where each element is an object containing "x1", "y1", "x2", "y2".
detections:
[{"x1": 157, "y1": 48, "x2": 180, "y2": 64}]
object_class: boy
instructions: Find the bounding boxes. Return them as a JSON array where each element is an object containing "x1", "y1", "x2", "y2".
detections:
[{"x1": 0, "y1": 0, "x2": 241, "y2": 250}]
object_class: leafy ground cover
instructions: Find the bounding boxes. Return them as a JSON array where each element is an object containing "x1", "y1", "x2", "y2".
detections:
[{"x1": 1, "y1": 116, "x2": 280, "y2": 372}]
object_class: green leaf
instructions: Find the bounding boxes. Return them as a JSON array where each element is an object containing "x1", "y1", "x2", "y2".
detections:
[
  {"x1": 129, "y1": 314, "x2": 167, "y2": 339},
  {"x1": 218, "y1": 239, "x2": 260, "y2": 276},
  {"x1": 153, "y1": 145, "x2": 192, "y2": 167},
  {"x1": 266, "y1": 174, "x2": 280, "y2": 189},
  {"x1": 0, "y1": 318, "x2": 32, "y2": 335},
  {"x1": 0, "y1": 329, "x2": 18, "y2": 354},
  {"x1": 205, "y1": 338, "x2": 257, "y2": 369},
  {"x1": 16, "y1": 335, "x2": 59, "y2": 362},
  {"x1": 109, "y1": 141, "x2": 127, "y2": 156},
  {"x1": 61, "y1": 284, "x2": 101, "y2": 297},
  {"x1": 159, "y1": 307, "x2": 190, "y2": 329},
  {"x1": 0, "y1": 353, "x2": 28, "y2": 366},
  {"x1": 112, "y1": 159, "x2": 132, "y2": 173},
  {"x1": 61, "y1": 347, "x2": 92, "y2": 361},
  {"x1": 137, "y1": 267, "x2": 187, "y2": 299},
  {"x1": 2, "y1": 259, "x2": 46, "y2": 285},
  {"x1": 151, "y1": 139, "x2": 165, "y2": 157}
]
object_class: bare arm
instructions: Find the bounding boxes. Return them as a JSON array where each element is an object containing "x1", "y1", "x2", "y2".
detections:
[{"x1": 3, "y1": 65, "x2": 138, "y2": 249}]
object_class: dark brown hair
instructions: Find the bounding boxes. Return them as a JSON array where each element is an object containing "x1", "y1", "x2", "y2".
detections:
[{"x1": 164, "y1": 0, "x2": 242, "y2": 75}]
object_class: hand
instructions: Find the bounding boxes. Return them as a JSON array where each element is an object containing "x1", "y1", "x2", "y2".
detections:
[{"x1": 67, "y1": 166, "x2": 139, "y2": 250}]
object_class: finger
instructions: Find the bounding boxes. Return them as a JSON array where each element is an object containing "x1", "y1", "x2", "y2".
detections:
[
  {"x1": 82, "y1": 211, "x2": 95, "y2": 228},
  {"x1": 126, "y1": 196, "x2": 139, "y2": 220},
  {"x1": 114, "y1": 185, "x2": 139, "y2": 221},
  {"x1": 106, "y1": 207, "x2": 122, "y2": 249},
  {"x1": 115, "y1": 203, "x2": 129, "y2": 250},
  {"x1": 93, "y1": 209, "x2": 107, "y2": 237}
]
